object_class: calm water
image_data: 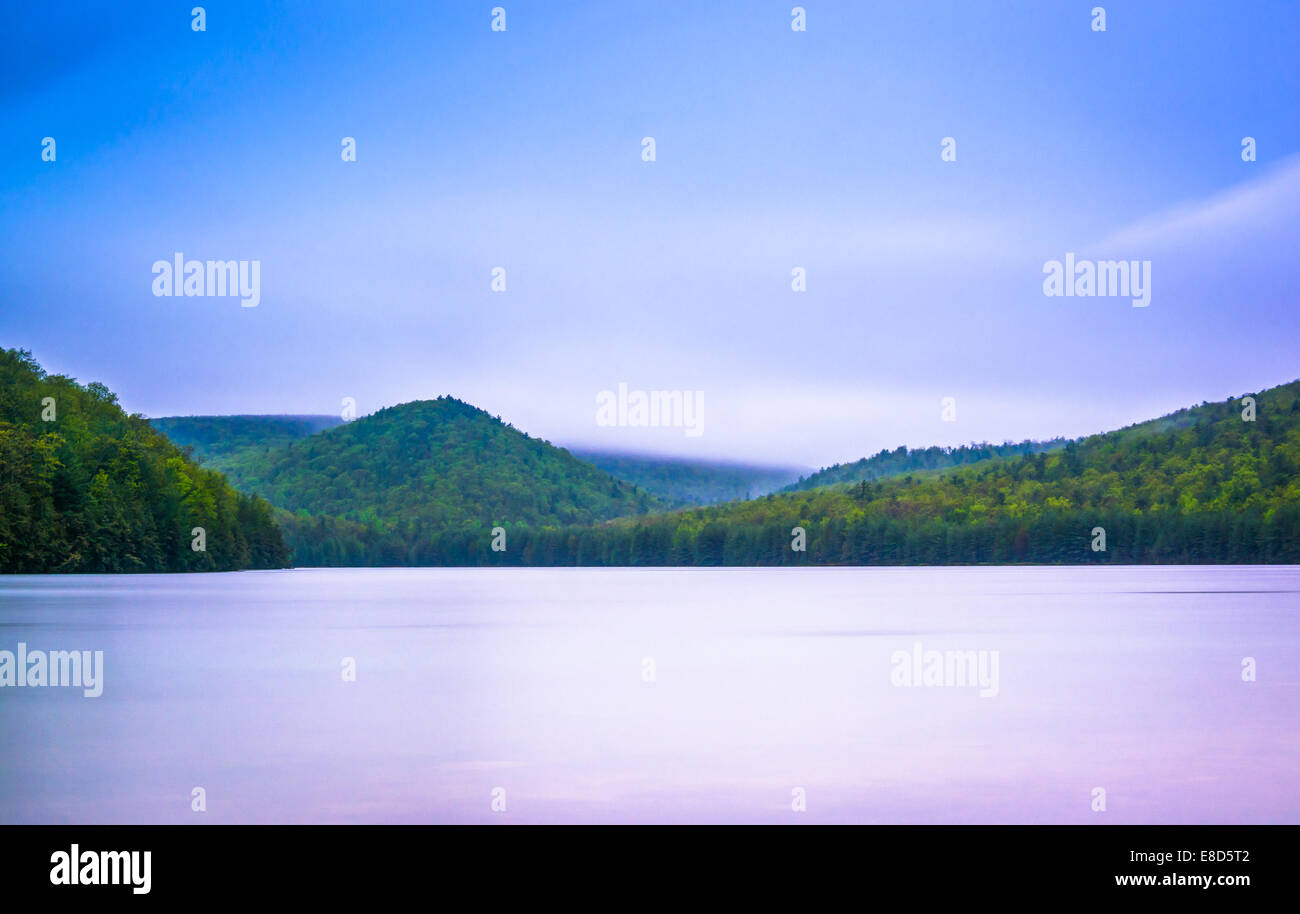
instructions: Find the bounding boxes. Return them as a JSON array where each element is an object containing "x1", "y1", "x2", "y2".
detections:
[{"x1": 1, "y1": 566, "x2": 1297, "y2": 824}]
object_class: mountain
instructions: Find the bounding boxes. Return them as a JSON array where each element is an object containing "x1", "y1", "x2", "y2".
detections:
[
  {"x1": 152, "y1": 414, "x2": 345, "y2": 465},
  {"x1": 784, "y1": 439, "x2": 1065, "y2": 492},
  {"x1": 235, "y1": 397, "x2": 665, "y2": 524},
  {"x1": 0, "y1": 349, "x2": 289, "y2": 572},
  {"x1": 357, "y1": 380, "x2": 1300, "y2": 566},
  {"x1": 144, "y1": 379, "x2": 1300, "y2": 567},
  {"x1": 153, "y1": 416, "x2": 806, "y2": 509},
  {"x1": 151, "y1": 399, "x2": 668, "y2": 564},
  {"x1": 570, "y1": 450, "x2": 805, "y2": 506}
]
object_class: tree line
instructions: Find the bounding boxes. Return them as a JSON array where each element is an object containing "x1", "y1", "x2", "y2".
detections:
[
  {"x1": 279, "y1": 382, "x2": 1300, "y2": 567},
  {"x1": 0, "y1": 349, "x2": 288, "y2": 573}
]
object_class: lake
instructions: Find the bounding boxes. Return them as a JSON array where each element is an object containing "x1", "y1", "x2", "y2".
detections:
[{"x1": 1, "y1": 566, "x2": 1296, "y2": 823}]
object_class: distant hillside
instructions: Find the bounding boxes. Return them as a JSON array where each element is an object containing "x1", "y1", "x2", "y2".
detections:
[
  {"x1": 570, "y1": 450, "x2": 805, "y2": 506},
  {"x1": 0, "y1": 349, "x2": 289, "y2": 572},
  {"x1": 139, "y1": 380, "x2": 1300, "y2": 567},
  {"x1": 340, "y1": 380, "x2": 1300, "y2": 566},
  {"x1": 151, "y1": 414, "x2": 346, "y2": 496},
  {"x1": 157, "y1": 398, "x2": 668, "y2": 564},
  {"x1": 786, "y1": 439, "x2": 1065, "y2": 492},
  {"x1": 243, "y1": 397, "x2": 667, "y2": 524},
  {"x1": 152, "y1": 416, "x2": 801, "y2": 509},
  {"x1": 152, "y1": 414, "x2": 344, "y2": 465}
]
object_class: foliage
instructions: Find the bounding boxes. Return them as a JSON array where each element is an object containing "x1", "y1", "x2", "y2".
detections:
[
  {"x1": 153, "y1": 415, "x2": 800, "y2": 510},
  {"x1": 0, "y1": 349, "x2": 289, "y2": 572},
  {"x1": 785, "y1": 439, "x2": 1065, "y2": 491},
  {"x1": 274, "y1": 381, "x2": 1300, "y2": 566},
  {"x1": 571, "y1": 450, "x2": 804, "y2": 506},
  {"x1": 172, "y1": 398, "x2": 668, "y2": 536},
  {"x1": 151, "y1": 414, "x2": 344, "y2": 465}
]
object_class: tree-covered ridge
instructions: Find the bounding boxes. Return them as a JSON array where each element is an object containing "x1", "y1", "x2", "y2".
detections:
[
  {"x1": 278, "y1": 380, "x2": 1300, "y2": 566},
  {"x1": 572, "y1": 381, "x2": 1300, "y2": 565},
  {"x1": 0, "y1": 349, "x2": 289, "y2": 572},
  {"x1": 203, "y1": 397, "x2": 667, "y2": 530},
  {"x1": 151, "y1": 415, "x2": 804, "y2": 509},
  {"x1": 151, "y1": 414, "x2": 344, "y2": 465},
  {"x1": 570, "y1": 449, "x2": 805, "y2": 506},
  {"x1": 785, "y1": 439, "x2": 1065, "y2": 492}
]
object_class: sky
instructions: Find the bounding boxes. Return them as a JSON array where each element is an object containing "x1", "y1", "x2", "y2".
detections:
[{"x1": 2, "y1": 0, "x2": 1298, "y2": 467}]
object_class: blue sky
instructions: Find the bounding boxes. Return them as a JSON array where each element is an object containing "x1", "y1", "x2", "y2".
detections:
[{"x1": 2, "y1": 1, "x2": 1298, "y2": 466}]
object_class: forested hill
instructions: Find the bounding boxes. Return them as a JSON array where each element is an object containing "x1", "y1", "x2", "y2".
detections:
[
  {"x1": 786, "y1": 439, "x2": 1065, "y2": 492},
  {"x1": 134, "y1": 377, "x2": 1300, "y2": 568},
  {"x1": 570, "y1": 450, "x2": 805, "y2": 506},
  {"x1": 184, "y1": 397, "x2": 667, "y2": 533},
  {"x1": 377, "y1": 380, "x2": 1300, "y2": 566},
  {"x1": 152, "y1": 414, "x2": 344, "y2": 466},
  {"x1": 0, "y1": 349, "x2": 289, "y2": 572},
  {"x1": 151, "y1": 415, "x2": 804, "y2": 509}
]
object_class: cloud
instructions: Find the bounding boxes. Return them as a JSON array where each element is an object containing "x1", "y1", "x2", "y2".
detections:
[{"x1": 1092, "y1": 154, "x2": 1300, "y2": 252}]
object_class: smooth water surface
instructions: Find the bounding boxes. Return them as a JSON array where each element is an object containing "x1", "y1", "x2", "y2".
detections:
[{"x1": 1, "y1": 566, "x2": 1297, "y2": 823}]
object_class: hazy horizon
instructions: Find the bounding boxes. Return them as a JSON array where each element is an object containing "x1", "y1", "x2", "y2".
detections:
[{"x1": 129, "y1": 365, "x2": 1296, "y2": 471}]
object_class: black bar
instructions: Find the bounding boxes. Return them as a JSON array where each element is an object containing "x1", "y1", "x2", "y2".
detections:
[{"x1": 0, "y1": 825, "x2": 1288, "y2": 899}]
